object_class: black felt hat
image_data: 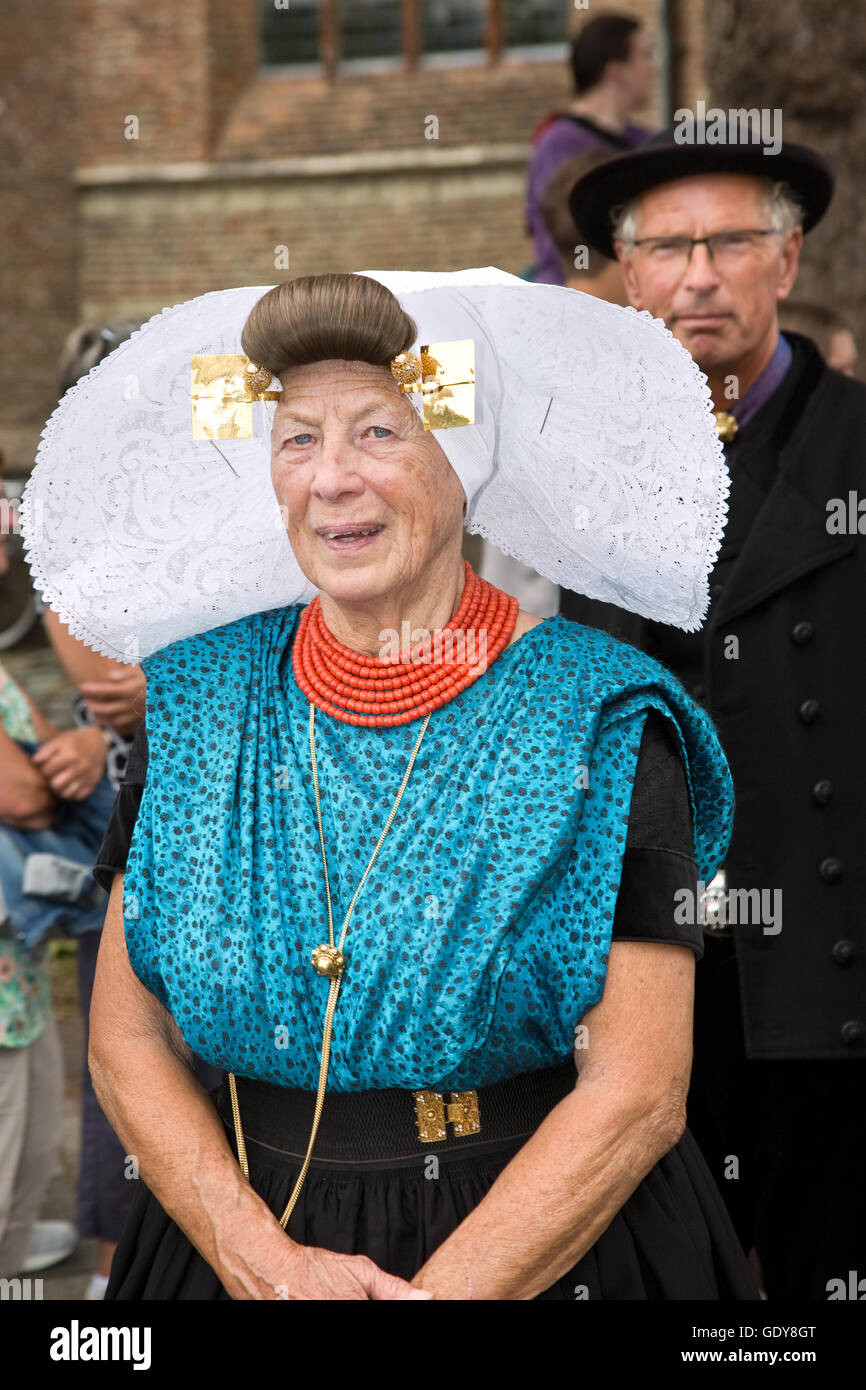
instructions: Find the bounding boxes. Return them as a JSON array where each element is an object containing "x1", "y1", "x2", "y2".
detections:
[{"x1": 569, "y1": 125, "x2": 835, "y2": 259}]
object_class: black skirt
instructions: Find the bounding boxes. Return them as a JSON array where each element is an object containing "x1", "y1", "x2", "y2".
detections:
[{"x1": 105, "y1": 1070, "x2": 760, "y2": 1301}]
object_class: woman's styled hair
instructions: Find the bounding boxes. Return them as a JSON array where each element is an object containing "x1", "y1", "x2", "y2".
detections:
[{"x1": 241, "y1": 273, "x2": 417, "y2": 377}]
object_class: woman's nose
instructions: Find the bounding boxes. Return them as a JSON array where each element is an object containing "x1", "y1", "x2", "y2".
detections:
[{"x1": 311, "y1": 446, "x2": 365, "y2": 500}]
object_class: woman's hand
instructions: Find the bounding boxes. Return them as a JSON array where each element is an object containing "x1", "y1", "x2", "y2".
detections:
[
  {"x1": 79, "y1": 668, "x2": 146, "y2": 738},
  {"x1": 410, "y1": 942, "x2": 694, "y2": 1299},
  {"x1": 89, "y1": 875, "x2": 434, "y2": 1304},
  {"x1": 32, "y1": 726, "x2": 108, "y2": 800},
  {"x1": 215, "y1": 1217, "x2": 433, "y2": 1300}
]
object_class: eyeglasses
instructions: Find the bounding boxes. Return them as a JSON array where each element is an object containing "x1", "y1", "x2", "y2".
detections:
[{"x1": 630, "y1": 229, "x2": 781, "y2": 267}]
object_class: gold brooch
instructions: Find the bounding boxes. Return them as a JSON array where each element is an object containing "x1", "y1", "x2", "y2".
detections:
[
  {"x1": 390, "y1": 339, "x2": 475, "y2": 431},
  {"x1": 190, "y1": 354, "x2": 281, "y2": 440},
  {"x1": 713, "y1": 410, "x2": 739, "y2": 444}
]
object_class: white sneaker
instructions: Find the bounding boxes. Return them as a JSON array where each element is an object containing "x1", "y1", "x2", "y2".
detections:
[{"x1": 20, "y1": 1220, "x2": 78, "y2": 1273}]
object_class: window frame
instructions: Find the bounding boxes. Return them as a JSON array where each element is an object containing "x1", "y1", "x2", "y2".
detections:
[{"x1": 259, "y1": 0, "x2": 569, "y2": 76}]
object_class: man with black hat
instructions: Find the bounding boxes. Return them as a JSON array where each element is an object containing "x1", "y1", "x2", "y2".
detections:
[{"x1": 565, "y1": 125, "x2": 865, "y2": 1301}]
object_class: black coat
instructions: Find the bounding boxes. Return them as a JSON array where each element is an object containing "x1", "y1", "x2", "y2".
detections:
[{"x1": 561, "y1": 333, "x2": 866, "y2": 1059}]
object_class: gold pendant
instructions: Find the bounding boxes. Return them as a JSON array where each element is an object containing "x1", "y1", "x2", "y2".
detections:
[{"x1": 311, "y1": 943, "x2": 347, "y2": 979}]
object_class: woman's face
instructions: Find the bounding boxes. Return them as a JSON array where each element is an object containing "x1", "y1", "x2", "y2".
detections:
[{"x1": 270, "y1": 358, "x2": 466, "y2": 606}]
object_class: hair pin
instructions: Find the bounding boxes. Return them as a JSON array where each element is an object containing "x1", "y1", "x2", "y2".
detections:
[{"x1": 191, "y1": 355, "x2": 280, "y2": 440}]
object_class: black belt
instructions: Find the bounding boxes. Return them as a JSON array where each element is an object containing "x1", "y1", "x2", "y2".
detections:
[{"x1": 216, "y1": 1060, "x2": 577, "y2": 1165}]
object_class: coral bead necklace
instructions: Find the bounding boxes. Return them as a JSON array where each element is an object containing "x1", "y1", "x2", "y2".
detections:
[{"x1": 292, "y1": 559, "x2": 519, "y2": 727}]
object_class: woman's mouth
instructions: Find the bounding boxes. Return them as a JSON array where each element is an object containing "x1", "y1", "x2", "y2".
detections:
[{"x1": 315, "y1": 523, "x2": 385, "y2": 552}]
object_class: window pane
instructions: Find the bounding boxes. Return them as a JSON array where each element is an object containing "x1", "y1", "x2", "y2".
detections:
[
  {"x1": 260, "y1": 0, "x2": 319, "y2": 66},
  {"x1": 423, "y1": 0, "x2": 485, "y2": 55},
  {"x1": 342, "y1": 0, "x2": 402, "y2": 61},
  {"x1": 504, "y1": 0, "x2": 568, "y2": 48}
]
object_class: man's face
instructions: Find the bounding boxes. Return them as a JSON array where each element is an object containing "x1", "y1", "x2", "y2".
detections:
[{"x1": 615, "y1": 174, "x2": 803, "y2": 374}]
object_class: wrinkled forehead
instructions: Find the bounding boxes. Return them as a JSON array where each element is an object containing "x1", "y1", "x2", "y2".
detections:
[
  {"x1": 633, "y1": 171, "x2": 770, "y2": 230},
  {"x1": 283, "y1": 358, "x2": 401, "y2": 402},
  {"x1": 269, "y1": 358, "x2": 413, "y2": 433}
]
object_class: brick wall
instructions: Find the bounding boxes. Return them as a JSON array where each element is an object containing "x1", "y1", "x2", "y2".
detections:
[
  {"x1": 78, "y1": 0, "x2": 210, "y2": 167},
  {"x1": 0, "y1": 0, "x2": 79, "y2": 473},
  {"x1": 1, "y1": 0, "x2": 692, "y2": 474},
  {"x1": 77, "y1": 158, "x2": 539, "y2": 321}
]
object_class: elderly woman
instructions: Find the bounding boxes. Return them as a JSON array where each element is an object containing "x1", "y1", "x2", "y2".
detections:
[{"x1": 23, "y1": 269, "x2": 757, "y2": 1300}]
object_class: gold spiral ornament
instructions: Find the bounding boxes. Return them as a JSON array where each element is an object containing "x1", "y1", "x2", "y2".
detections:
[
  {"x1": 390, "y1": 351, "x2": 423, "y2": 386},
  {"x1": 243, "y1": 361, "x2": 275, "y2": 395}
]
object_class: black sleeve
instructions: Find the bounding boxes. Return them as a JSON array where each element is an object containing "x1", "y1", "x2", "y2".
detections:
[
  {"x1": 91, "y1": 720, "x2": 149, "y2": 892},
  {"x1": 611, "y1": 707, "x2": 704, "y2": 959}
]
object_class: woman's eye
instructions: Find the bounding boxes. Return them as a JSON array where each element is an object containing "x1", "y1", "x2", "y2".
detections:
[
  {"x1": 289, "y1": 433, "x2": 313, "y2": 445},
  {"x1": 369, "y1": 425, "x2": 393, "y2": 438}
]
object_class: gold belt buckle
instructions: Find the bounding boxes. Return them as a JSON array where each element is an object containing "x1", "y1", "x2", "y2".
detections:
[{"x1": 413, "y1": 1089, "x2": 481, "y2": 1143}]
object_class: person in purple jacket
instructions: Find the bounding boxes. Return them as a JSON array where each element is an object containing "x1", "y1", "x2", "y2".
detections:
[{"x1": 525, "y1": 12, "x2": 656, "y2": 286}]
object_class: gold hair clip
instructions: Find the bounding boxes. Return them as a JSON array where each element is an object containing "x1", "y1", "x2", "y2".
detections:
[
  {"x1": 190, "y1": 355, "x2": 281, "y2": 440},
  {"x1": 390, "y1": 339, "x2": 475, "y2": 430}
]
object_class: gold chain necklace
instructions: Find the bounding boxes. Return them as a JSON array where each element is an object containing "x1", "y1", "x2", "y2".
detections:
[{"x1": 228, "y1": 701, "x2": 432, "y2": 1230}]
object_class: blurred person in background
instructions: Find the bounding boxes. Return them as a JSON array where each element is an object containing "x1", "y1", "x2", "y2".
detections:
[
  {"x1": 524, "y1": 12, "x2": 655, "y2": 286},
  {"x1": 0, "y1": 479, "x2": 117, "y2": 1281},
  {"x1": 541, "y1": 149, "x2": 629, "y2": 303},
  {"x1": 38, "y1": 321, "x2": 148, "y2": 1297},
  {"x1": 567, "y1": 128, "x2": 866, "y2": 1301},
  {"x1": 30, "y1": 321, "x2": 222, "y2": 1297},
  {"x1": 779, "y1": 301, "x2": 858, "y2": 376}
]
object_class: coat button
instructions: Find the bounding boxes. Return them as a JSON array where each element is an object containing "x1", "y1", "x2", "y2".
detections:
[
  {"x1": 813, "y1": 779, "x2": 833, "y2": 805},
  {"x1": 791, "y1": 621, "x2": 814, "y2": 645},
  {"x1": 840, "y1": 1020, "x2": 865, "y2": 1046},
  {"x1": 832, "y1": 939, "x2": 856, "y2": 965},
  {"x1": 799, "y1": 699, "x2": 820, "y2": 724},
  {"x1": 819, "y1": 857, "x2": 843, "y2": 882}
]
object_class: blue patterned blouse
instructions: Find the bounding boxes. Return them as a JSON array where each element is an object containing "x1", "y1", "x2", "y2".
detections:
[{"x1": 122, "y1": 608, "x2": 732, "y2": 1092}]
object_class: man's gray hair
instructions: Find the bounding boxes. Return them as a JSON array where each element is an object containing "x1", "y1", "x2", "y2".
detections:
[{"x1": 612, "y1": 178, "x2": 805, "y2": 249}]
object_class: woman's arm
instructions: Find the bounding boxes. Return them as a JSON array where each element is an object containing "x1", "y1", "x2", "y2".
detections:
[
  {"x1": 411, "y1": 939, "x2": 694, "y2": 1300},
  {"x1": 0, "y1": 722, "x2": 57, "y2": 829},
  {"x1": 18, "y1": 684, "x2": 61, "y2": 743},
  {"x1": 89, "y1": 875, "x2": 428, "y2": 1300},
  {"x1": 42, "y1": 607, "x2": 146, "y2": 737}
]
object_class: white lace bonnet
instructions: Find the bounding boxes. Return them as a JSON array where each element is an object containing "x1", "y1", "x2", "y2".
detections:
[{"x1": 20, "y1": 267, "x2": 729, "y2": 663}]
